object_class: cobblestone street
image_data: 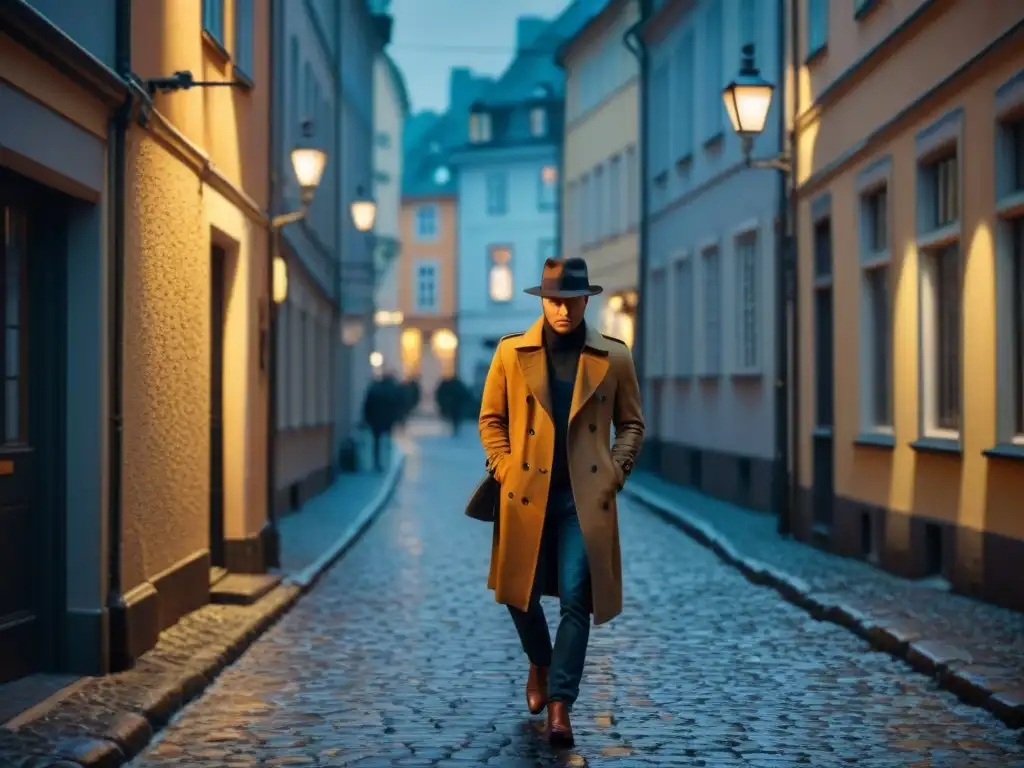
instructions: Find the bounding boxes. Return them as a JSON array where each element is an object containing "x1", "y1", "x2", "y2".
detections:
[{"x1": 130, "y1": 427, "x2": 1024, "y2": 767}]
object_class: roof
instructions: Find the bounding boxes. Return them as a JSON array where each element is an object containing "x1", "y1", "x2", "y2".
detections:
[
  {"x1": 555, "y1": 0, "x2": 622, "y2": 67},
  {"x1": 383, "y1": 53, "x2": 410, "y2": 116},
  {"x1": 401, "y1": 110, "x2": 461, "y2": 199}
]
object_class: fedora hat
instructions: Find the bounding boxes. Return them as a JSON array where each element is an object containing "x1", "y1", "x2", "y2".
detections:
[{"x1": 524, "y1": 257, "x2": 603, "y2": 298}]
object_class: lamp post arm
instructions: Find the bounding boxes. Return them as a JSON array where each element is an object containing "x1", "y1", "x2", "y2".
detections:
[
  {"x1": 271, "y1": 208, "x2": 307, "y2": 231},
  {"x1": 749, "y1": 154, "x2": 792, "y2": 174}
]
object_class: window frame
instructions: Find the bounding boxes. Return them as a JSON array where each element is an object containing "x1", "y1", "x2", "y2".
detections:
[
  {"x1": 414, "y1": 204, "x2": 438, "y2": 242},
  {"x1": 671, "y1": 251, "x2": 694, "y2": 378},
  {"x1": 732, "y1": 220, "x2": 761, "y2": 377},
  {"x1": 915, "y1": 109, "x2": 964, "y2": 446},
  {"x1": 671, "y1": 29, "x2": 695, "y2": 162},
  {"x1": 856, "y1": 156, "x2": 894, "y2": 437},
  {"x1": 699, "y1": 240, "x2": 723, "y2": 377},
  {"x1": 538, "y1": 165, "x2": 558, "y2": 212},
  {"x1": 414, "y1": 259, "x2": 440, "y2": 314},
  {"x1": 203, "y1": 0, "x2": 225, "y2": 47},
  {"x1": 233, "y1": 0, "x2": 254, "y2": 79},
  {"x1": 485, "y1": 171, "x2": 508, "y2": 216},
  {"x1": 529, "y1": 106, "x2": 547, "y2": 138},
  {"x1": 807, "y1": 0, "x2": 829, "y2": 59},
  {"x1": 470, "y1": 111, "x2": 492, "y2": 143},
  {"x1": 647, "y1": 266, "x2": 669, "y2": 379},
  {"x1": 488, "y1": 244, "x2": 514, "y2": 303}
]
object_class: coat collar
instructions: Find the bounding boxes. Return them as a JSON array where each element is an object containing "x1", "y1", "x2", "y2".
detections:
[{"x1": 512, "y1": 317, "x2": 612, "y2": 424}]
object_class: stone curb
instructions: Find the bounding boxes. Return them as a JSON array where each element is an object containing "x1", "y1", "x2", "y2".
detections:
[
  {"x1": 624, "y1": 483, "x2": 1024, "y2": 731},
  {"x1": 0, "y1": 450, "x2": 407, "y2": 768}
]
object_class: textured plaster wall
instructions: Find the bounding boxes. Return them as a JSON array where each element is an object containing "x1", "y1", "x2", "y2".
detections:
[{"x1": 122, "y1": 129, "x2": 209, "y2": 591}]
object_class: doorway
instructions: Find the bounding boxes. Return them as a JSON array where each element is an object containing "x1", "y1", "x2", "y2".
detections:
[
  {"x1": 209, "y1": 245, "x2": 226, "y2": 572},
  {"x1": 811, "y1": 216, "x2": 835, "y2": 535},
  {"x1": 0, "y1": 171, "x2": 67, "y2": 684}
]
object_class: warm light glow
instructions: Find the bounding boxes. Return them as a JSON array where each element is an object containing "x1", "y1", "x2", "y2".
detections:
[
  {"x1": 607, "y1": 295, "x2": 624, "y2": 312},
  {"x1": 342, "y1": 318, "x2": 364, "y2": 345},
  {"x1": 431, "y1": 328, "x2": 459, "y2": 357},
  {"x1": 400, "y1": 328, "x2": 423, "y2": 377},
  {"x1": 272, "y1": 256, "x2": 288, "y2": 304},
  {"x1": 351, "y1": 196, "x2": 377, "y2": 232},
  {"x1": 375, "y1": 309, "x2": 404, "y2": 326},
  {"x1": 369, "y1": 351, "x2": 384, "y2": 368},
  {"x1": 489, "y1": 265, "x2": 513, "y2": 302},
  {"x1": 542, "y1": 165, "x2": 558, "y2": 184},
  {"x1": 290, "y1": 147, "x2": 327, "y2": 190},
  {"x1": 722, "y1": 83, "x2": 774, "y2": 136}
]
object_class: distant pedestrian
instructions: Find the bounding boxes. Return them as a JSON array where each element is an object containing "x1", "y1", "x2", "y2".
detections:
[
  {"x1": 361, "y1": 371, "x2": 402, "y2": 471},
  {"x1": 477, "y1": 257, "x2": 645, "y2": 747},
  {"x1": 435, "y1": 375, "x2": 473, "y2": 436}
]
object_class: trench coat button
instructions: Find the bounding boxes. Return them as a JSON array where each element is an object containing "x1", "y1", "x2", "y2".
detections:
[
  {"x1": 602, "y1": 501, "x2": 609, "y2": 510},
  {"x1": 528, "y1": 428, "x2": 536, "y2": 436},
  {"x1": 539, "y1": 467, "x2": 547, "y2": 474},
  {"x1": 507, "y1": 491, "x2": 513, "y2": 499},
  {"x1": 522, "y1": 462, "x2": 530, "y2": 470},
  {"x1": 526, "y1": 395, "x2": 533, "y2": 404},
  {"x1": 599, "y1": 393, "x2": 607, "y2": 402},
  {"x1": 589, "y1": 423, "x2": 597, "y2": 433},
  {"x1": 522, "y1": 497, "x2": 529, "y2": 505},
  {"x1": 591, "y1": 464, "x2": 598, "y2": 473}
]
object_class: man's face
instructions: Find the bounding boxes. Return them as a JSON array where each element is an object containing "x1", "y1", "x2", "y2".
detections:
[{"x1": 542, "y1": 295, "x2": 588, "y2": 333}]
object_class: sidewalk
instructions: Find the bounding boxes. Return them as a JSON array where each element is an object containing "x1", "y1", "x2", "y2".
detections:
[
  {"x1": 625, "y1": 471, "x2": 1024, "y2": 729},
  {"x1": 0, "y1": 450, "x2": 405, "y2": 768}
]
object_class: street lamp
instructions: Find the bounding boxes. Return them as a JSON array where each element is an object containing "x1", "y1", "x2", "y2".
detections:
[
  {"x1": 722, "y1": 43, "x2": 795, "y2": 538},
  {"x1": 265, "y1": 120, "x2": 328, "y2": 568},
  {"x1": 350, "y1": 184, "x2": 377, "y2": 233}
]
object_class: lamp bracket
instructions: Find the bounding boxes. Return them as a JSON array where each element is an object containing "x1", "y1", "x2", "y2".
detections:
[
  {"x1": 146, "y1": 70, "x2": 245, "y2": 96},
  {"x1": 271, "y1": 208, "x2": 307, "y2": 231},
  {"x1": 740, "y1": 135, "x2": 792, "y2": 174}
]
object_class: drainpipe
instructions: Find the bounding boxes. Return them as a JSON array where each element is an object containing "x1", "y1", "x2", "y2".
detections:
[
  {"x1": 106, "y1": 0, "x2": 131, "y2": 672},
  {"x1": 329, "y1": 8, "x2": 342, "y2": 475},
  {"x1": 623, "y1": 0, "x2": 651, "y2": 409},
  {"x1": 786, "y1": 0, "x2": 802, "y2": 535},
  {"x1": 264, "y1": 0, "x2": 281, "y2": 568}
]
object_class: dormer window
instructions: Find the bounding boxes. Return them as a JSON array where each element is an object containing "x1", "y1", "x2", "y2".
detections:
[
  {"x1": 470, "y1": 103, "x2": 492, "y2": 144},
  {"x1": 530, "y1": 106, "x2": 547, "y2": 138}
]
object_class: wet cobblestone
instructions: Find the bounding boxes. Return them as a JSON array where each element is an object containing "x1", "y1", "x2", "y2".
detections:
[{"x1": 129, "y1": 430, "x2": 1024, "y2": 767}]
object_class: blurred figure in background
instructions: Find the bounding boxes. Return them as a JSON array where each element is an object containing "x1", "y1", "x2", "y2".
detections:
[
  {"x1": 361, "y1": 371, "x2": 403, "y2": 471},
  {"x1": 435, "y1": 375, "x2": 474, "y2": 436}
]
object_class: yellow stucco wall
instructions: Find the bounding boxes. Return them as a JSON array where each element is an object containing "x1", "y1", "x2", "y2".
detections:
[
  {"x1": 794, "y1": 0, "x2": 1024, "y2": 546},
  {"x1": 122, "y1": 130, "x2": 209, "y2": 589}
]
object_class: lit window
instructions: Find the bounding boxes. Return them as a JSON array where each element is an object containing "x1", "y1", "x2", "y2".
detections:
[
  {"x1": 530, "y1": 107, "x2": 547, "y2": 137},
  {"x1": 538, "y1": 165, "x2": 557, "y2": 211},
  {"x1": 470, "y1": 111, "x2": 492, "y2": 143},
  {"x1": 489, "y1": 246, "x2": 513, "y2": 302}
]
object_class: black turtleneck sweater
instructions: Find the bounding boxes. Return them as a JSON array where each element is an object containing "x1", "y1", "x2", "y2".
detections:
[{"x1": 543, "y1": 320, "x2": 586, "y2": 495}]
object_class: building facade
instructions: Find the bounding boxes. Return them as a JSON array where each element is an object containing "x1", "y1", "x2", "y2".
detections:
[
  {"x1": 371, "y1": 52, "x2": 410, "y2": 379},
  {"x1": 451, "y1": 10, "x2": 598, "y2": 391},
  {"x1": 561, "y1": 0, "x2": 641, "y2": 347},
  {"x1": 0, "y1": 0, "x2": 128, "y2": 682},
  {"x1": 640, "y1": 0, "x2": 784, "y2": 512},
  {"x1": 270, "y1": 0, "x2": 386, "y2": 509},
  {"x1": 398, "y1": 68, "x2": 491, "y2": 411},
  {"x1": 791, "y1": 0, "x2": 1024, "y2": 610}
]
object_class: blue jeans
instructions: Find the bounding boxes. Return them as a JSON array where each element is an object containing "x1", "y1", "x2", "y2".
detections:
[{"x1": 507, "y1": 489, "x2": 591, "y2": 708}]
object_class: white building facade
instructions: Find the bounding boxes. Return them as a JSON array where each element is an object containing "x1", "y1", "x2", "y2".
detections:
[
  {"x1": 371, "y1": 53, "x2": 409, "y2": 377},
  {"x1": 641, "y1": 0, "x2": 783, "y2": 512}
]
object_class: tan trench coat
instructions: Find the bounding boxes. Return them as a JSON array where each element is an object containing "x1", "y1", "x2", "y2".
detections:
[{"x1": 478, "y1": 317, "x2": 645, "y2": 625}]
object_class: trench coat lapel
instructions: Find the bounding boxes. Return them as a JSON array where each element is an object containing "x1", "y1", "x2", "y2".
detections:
[
  {"x1": 513, "y1": 318, "x2": 552, "y2": 422},
  {"x1": 569, "y1": 324, "x2": 612, "y2": 424}
]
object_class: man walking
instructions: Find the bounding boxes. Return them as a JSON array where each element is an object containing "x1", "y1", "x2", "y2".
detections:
[{"x1": 478, "y1": 257, "x2": 645, "y2": 747}]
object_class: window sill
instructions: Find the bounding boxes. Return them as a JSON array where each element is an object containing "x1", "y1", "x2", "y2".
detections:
[
  {"x1": 909, "y1": 437, "x2": 962, "y2": 456},
  {"x1": 202, "y1": 30, "x2": 231, "y2": 65},
  {"x1": 232, "y1": 66, "x2": 254, "y2": 92},
  {"x1": 983, "y1": 442, "x2": 1024, "y2": 461},
  {"x1": 697, "y1": 373, "x2": 721, "y2": 382},
  {"x1": 854, "y1": 0, "x2": 881, "y2": 21},
  {"x1": 812, "y1": 426, "x2": 833, "y2": 439},
  {"x1": 730, "y1": 369, "x2": 762, "y2": 380},
  {"x1": 675, "y1": 153, "x2": 693, "y2": 172},
  {"x1": 995, "y1": 188, "x2": 1024, "y2": 218},
  {"x1": 917, "y1": 222, "x2": 959, "y2": 250},
  {"x1": 702, "y1": 132, "x2": 724, "y2": 151},
  {"x1": 653, "y1": 170, "x2": 669, "y2": 186},
  {"x1": 805, "y1": 42, "x2": 828, "y2": 67},
  {"x1": 854, "y1": 432, "x2": 895, "y2": 449}
]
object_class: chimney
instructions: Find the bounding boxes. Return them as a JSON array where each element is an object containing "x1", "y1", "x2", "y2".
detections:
[{"x1": 515, "y1": 16, "x2": 548, "y2": 54}]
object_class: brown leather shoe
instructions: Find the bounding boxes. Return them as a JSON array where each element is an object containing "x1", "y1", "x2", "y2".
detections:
[
  {"x1": 526, "y1": 664, "x2": 548, "y2": 714},
  {"x1": 547, "y1": 700, "x2": 574, "y2": 748}
]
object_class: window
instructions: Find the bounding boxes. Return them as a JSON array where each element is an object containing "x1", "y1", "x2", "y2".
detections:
[
  {"x1": 860, "y1": 184, "x2": 892, "y2": 430},
  {"x1": 702, "y1": 246, "x2": 722, "y2": 375},
  {"x1": 234, "y1": 0, "x2": 253, "y2": 77},
  {"x1": 650, "y1": 64, "x2": 670, "y2": 174},
  {"x1": 924, "y1": 153, "x2": 959, "y2": 230},
  {"x1": 580, "y1": 173, "x2": 591, "y2": 246},
  {"x1": 673, "y1": 256, "x2": 694, "y2": 376},
  {"x1": 290, "y1": 305, "x2": 303, "y2": 428},
  {"x1": 304, "y1": 311, "x2": 315, "y2": 426},
  {"x1": 1014, "y1": 120, "x2": 1024, "y2": 192},
  {"x1": 704, "y1": 1, "x2": 723, "y2": 138},
  {"x1": 470, "y1": 111, "x2": 492, "y2": 143},
  {"x1": 276, "y1": 301, "x2": 288, "y2": 429},
  {"x1": 608, "y1": 155, "x2": 622, "y2": 236},
  {"x1": 1013, "y1": 219, "x2": 1024, "y2": 438},
  {"x1": 415, "y1": 204, "x2": 438, "y2": 241},
  {"x1": 808, "y1": 0, "x2": 829, "y2": 55},
  {"x1": 303, "y1": 62, "x2": 314, "y2": 118},
  {"x1": 739, "y1": 0, "x2": 758, "y2": 49},
  {"x1": 289, "y1": 37, "x2": 300, "y2": 136},
  {"x1": 648, "y1": 268, "x2": 668, "y2": 377},
  {"x1": 593, "y1": 164, "x2": 604, "y2": 238},
  {"x1": 415, "y1": 260, "x2": 439, "y2": 312},
  {"x1": 2, "y1": 207, "x2": 26, "y2": 444},
  {"x1": 486, "y1": 171, "x2": 507, "y2": 215},
  {"x1": 921, "y1": 245, "x2": 962, "y2": 434},
  {"x1": 735, "y1": 231, "x2": 759, "y2": 373},
  {"x1": 489, "y1": 246, "x2": 513, "y2": 302},
  {"x1": 626, "y1": 145, "x2": 638, "y2": 228},
  {"x1": 672, "y1": 31, "x2": 694, "y2": 160},
  {"x1": 530, "y1": 106, "x2": 547, "y2": 137},
  {"x1": 203, "y1": 0, "x2": 225, "y2": 44},
  {"x1": 538, "y1": 165, "x2": 558, "y2": 211}
]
